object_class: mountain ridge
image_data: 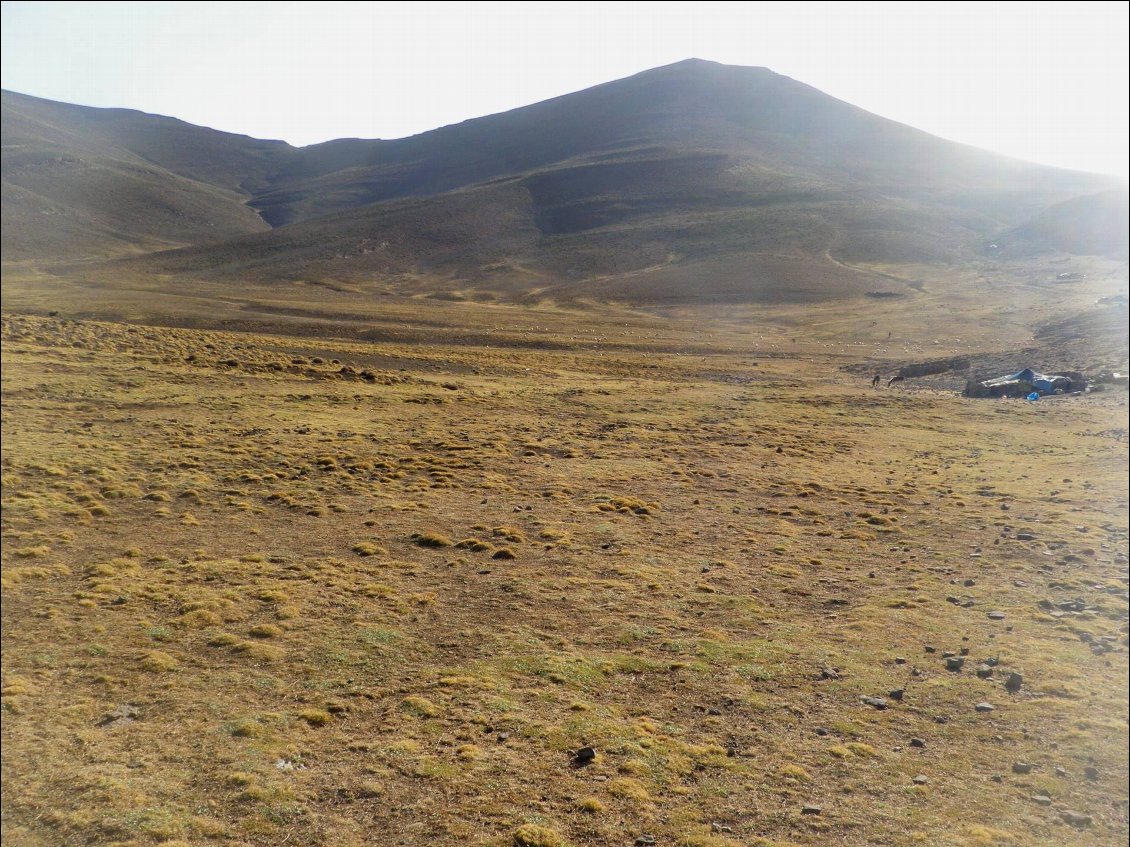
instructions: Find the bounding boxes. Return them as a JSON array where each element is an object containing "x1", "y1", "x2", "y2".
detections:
[{"x1": 3, "y1": 60, "x2": 1126, "y2": 304}]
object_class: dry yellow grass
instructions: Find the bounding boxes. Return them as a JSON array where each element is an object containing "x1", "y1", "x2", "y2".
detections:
[{"x1": 1, "y1": 308, "x2": 1127, "y2": 847}]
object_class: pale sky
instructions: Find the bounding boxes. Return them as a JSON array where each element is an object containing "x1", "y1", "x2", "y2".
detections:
[{"x1": 2, "y1": 1, "x2": 1127, "y2": 179}]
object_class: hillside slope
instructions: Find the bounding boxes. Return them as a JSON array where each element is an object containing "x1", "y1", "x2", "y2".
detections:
[
  {"x1": 4, "y1": 61, "x2": 1125, "y2": 303},
  {"x1": 1, "y1": 90, "x2": 284, "y2": 259}
]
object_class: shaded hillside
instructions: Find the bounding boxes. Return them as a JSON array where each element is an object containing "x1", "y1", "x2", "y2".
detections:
[
  {"x1": 999, "y1": 190, "x2": 1129, "y2": 259},
  {"x1": 5, "y1": 60, "x2": 1126, "y2": 302},
  {"x1": 1, "y1": 90, "x2": 281, "y2": 259},
  {"x1": 247, "y1": 59, "x2": 1115, "y2": 228}
]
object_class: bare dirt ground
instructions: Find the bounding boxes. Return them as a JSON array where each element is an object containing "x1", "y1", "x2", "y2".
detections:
[{"x1": 2, "y1": 293, "x2": 1127, "y2": 847}]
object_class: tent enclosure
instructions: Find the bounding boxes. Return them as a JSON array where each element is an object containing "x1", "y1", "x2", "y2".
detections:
[{"x1": 964, "y1": 368, "x2": 1081, "y2": 398}]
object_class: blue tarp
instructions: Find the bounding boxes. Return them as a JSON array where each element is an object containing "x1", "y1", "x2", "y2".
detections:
[{"x1": 971, "y1": 367, "x2": 1074, "y2": 398}]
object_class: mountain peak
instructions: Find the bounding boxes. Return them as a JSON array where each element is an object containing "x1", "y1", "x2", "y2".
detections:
[{"x1": 3, "y1": 64, "x2": 1123, "y2": 301}]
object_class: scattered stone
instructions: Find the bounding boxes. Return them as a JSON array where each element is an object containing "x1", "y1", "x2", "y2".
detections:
[
  {"x1": 574, "y1": 746, "x2": 596, "y2": 764},
  {"x1": 910, "y1": 738, "x2": 926, "y2": 748},
  {"x1": 710, "y1": 822, "x2": 733, "y2": 834},
  {"x1": 801, "y1": 804, "x2": 822, "y2": 815},
  {"x1": 497, "y1": 732, "x2": 510, "y2": 743},
  {"x1": 924, "y1": 645, "x2": 937, "y2": 654},
  {"x1": 959, "y1": 647, "x2": 970, "y2": 656},
  {"x1": 985, "y1": 656, "x2": 1000, "y2": 667},
  {"x1": 912, "y1": 775, "x2": 929, "y2": 785},
  {"x1": 963, "y1": 578, "x2": 976, "y2": 587},
  {"x1": 942, "y1": 650, "x2": 957, "y2": 658},
  {"x1": 1005, "y1": 672, "x2": 1023, "y2": 693},
  {"x1": 1030, "y1": 795, "x2": 1053, "y2": 806},
  {"x1": 889, "y1": 688, "x2": 905, "y2": 702},
  {"x1": 946, "y1": 656, "x2": 966, "y2": 672},
  {"x1": 1083, "y1": 766, "x2": 1099, "y2": 780},
  {"x1": 814, "y1": 727, "x2": 830, "y2": 737},
  {"x1": 1016, "y1": 532, "x2": 1036, "y2": 541},
  {"x1": 109, "y1": 596, "x2": 128, "y2": 606},
  {"x1": 991, "y1": 774, "x2": 1004, "y2": 783},
  {"x1": 1054, "y1": 766, "x2": 1067, "y2": 777},
  {"x1": 975, "y1": 702, "x2": 995, "y2": 713},
  {"x1": 861, "y1": 696, "x2": 888, "y2": 710},
  {"x1": 96, "y1": 704, "x2": 139, "y2": 728},
  {"x1": 1012, "y1": 762, "x2": 1033, "y2": 774},
  {"x1": 894, "y1": 657, "x2": 907, "y2": 665},
  {"x1": 976, "y1": 664, "x2": 994, "y2": 679},
  {"x1": 635, "y1": 836, "x2": 657, "y2": 846},
  {"x1": 987, "y1": 611, "x2": 1006, "y2": 620},
  {"x1": 820, "y1": 667, "x2": 840, "y2": 680},
  {"x1": 1060, "y1": 810, "x2": 1092, "y2": 828}
]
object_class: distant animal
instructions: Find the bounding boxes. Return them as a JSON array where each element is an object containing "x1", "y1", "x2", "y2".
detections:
[
  {"x1": 871, "y1": 373, "x2": 882, "y2": 388},
  {"x1": 887, "y1": 375, "x2": 905, "y2": 388}
]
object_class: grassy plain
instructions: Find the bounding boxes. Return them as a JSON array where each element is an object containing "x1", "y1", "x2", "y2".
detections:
[{"x1": 1, "y1": 283, "x2": 1127, "y2": 847}]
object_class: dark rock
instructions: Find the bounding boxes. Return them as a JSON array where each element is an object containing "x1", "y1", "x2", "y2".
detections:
[
  {"x1": 1012, "y1": 762, "x2": 1033, "y2": 774},
  {"x1": 985, "y1": 656, "x2": 1000, "y2": 667},
  {"x1": 814, "y1": 727, "x2": 830, "y2": 737},
  {"x1": 1016, "y1": 532, "x2": 1036, "y2": 541},
  {"x1": 987, "y1": 611, "x2": 1006, "y2": 620},
  {"x1": 801, "y1": 804, "x2": 822, "y2": 815},
  {"x1": 959, "y1": 647, "x2": 970, "y2": 656},
  {"x1": 574, "y1": 746, "x2": 596, "y2": 764},
  {"x1": 889, "y1": 688, "x2": 905, "y2": 701},
  {"x1": 991, "y1": 774, "x2": 1004, "y2": 783},
  {"x1": 96, "y1": 704, "x2": 139, "y2": 728},
  {"x1": 1004, "y1": 672, "x2": 1023, "y2": 693},
  {"x1": 946, "y1": 656, "x2": 966, "y2": 672},
  {"x1": 861, "y1": 696, "x2": 888, "y2": 710},
  {"x1": 976, "y1": 664, "x2": 994, "y2": 679},
  {"x1": 963, "y1": 578, "x2": 976, "y2": 587},
  {"x1": 910, "y1": 737, "x2": 926, "y2": 748},
  {"x1": 820, "y1": 667, "x2": 840, "y2": 680},
  {"x1": 1060, "y1": 810, "x2": 1092, "y2": 828},
  {"x1": 974, "y1": 702, "x2": 995, "y2": 713},
  {"x1": 894, "y1": 657, "x2": 907, "y2": 665},
  {"x1": 1083, "y1": 766, "x2": 1099, "y2": 780},
  {"x1": 497, "y1": 732, "x2": 510, "y2": 742},
  {"x1": 924, "y1": 645, "x2": 937, "y2": 654},
  {"x1": 635, "y1": 836, "x2": 657, "y2": 846}
]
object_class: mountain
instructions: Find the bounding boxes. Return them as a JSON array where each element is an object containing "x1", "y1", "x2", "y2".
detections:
[
  {"x1": 1000, "y1": 190, "x2": 1129, "y2": 260},
  {"x1": 1, "y1": 90, "x2": 284, "y2": 260},
  {"x1": 3, "y1": 60, "x2": 1125, "y2": 304}
]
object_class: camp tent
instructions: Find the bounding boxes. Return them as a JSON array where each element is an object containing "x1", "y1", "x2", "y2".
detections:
[{"x1": 965, "y1": 368, "x2": 1076, "y2": 398}]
